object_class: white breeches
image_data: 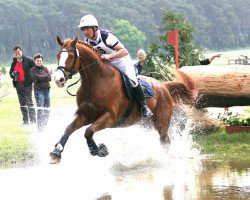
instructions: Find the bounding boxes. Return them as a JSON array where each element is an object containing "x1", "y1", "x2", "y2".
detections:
[{"x1": 111, "y1": 55, "x2": 138, "y2": 87}]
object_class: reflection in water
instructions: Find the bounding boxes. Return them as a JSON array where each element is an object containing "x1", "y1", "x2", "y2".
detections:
[{"x1": 0, "y1": 106, "x2": 249, "y2": 200}]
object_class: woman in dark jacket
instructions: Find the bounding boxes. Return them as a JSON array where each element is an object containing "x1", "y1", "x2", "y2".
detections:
[{"x1": 30, "y1": 53, "x2": 51, "y2": 131}]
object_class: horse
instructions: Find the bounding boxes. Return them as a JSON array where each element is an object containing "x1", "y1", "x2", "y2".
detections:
[{"x1": 50, "y1": 35, "x2": 198, "y2": 164}]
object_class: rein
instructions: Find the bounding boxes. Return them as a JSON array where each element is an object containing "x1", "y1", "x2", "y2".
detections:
[{"x1": 66, "y1": 59, "x2": 101, "y2": 96}]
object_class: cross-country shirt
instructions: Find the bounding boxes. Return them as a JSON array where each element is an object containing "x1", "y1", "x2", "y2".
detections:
[
  {"x1": 85, "y1": 29, "x2": 128, "y2": 66},
  {"x1": 85, "y1": 29, "x2": 138, "y2": 86}
]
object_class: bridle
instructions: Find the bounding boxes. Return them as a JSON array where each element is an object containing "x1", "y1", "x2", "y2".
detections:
[
  {"x1": 56, "y1": 48, "x2": 79, "y2": 80},
  {"x1": 56, "y1": 47, "x2": 101, "y2": 96},
  {"x1": 57, "y1": 48, "x2": 101, "y2": 79}
]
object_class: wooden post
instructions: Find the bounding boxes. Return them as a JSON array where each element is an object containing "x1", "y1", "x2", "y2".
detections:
[{"x1": 167, "y1": 31, "x2": 179, "y2": 69}]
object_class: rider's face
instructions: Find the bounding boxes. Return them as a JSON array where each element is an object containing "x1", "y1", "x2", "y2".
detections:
[{"x1": 81, "y1": 27, "x2": 95, "y2": 39}]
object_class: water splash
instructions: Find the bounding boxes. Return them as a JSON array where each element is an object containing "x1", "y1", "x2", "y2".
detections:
[{"x1": 0, "y1": 105, "x2": 203, "y2": 200}]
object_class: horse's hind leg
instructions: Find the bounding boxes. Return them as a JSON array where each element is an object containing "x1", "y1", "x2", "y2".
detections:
[
  {"x1": 153, "y1": 103, "x2": 173, "y2": 145},
  {"x1": 50, "y1": 114, "x2": 88, "y2": 164},
  {"x1": 85, "y1": 112, "x2": 115, "y2": 157}
]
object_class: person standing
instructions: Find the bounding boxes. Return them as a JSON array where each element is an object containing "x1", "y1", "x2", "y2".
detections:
[
  {"x1": 30, "y1": 53, "x2": 51, "y2": 131},
  {"x1": 9, "y1": 45, "x2": 36, "y2": 125},
  {"x1": 78, "y1": 15, "x2": 152, "y2": 118},
  {"x1": 134, "y1": 49, "x2": 147, "y2": 75}
]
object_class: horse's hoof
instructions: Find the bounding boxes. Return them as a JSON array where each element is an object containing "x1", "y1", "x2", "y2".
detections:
[
  {"x1": 49, "y1": 154, "x2": 61, "y2": 164},
  {"x1": 49, "y1": 148, "x2": 62, "y2": 164},
  {"x1": 97, "y1": 143, "x2": 109, "y2": 157}
]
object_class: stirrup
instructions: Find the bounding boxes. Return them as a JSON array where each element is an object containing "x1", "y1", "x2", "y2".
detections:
[{"x1": 141, "y1": 105, "x2": 153, "y2": 118}]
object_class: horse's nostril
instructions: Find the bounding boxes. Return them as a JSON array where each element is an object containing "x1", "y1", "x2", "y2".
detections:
[{"x1": 59, "y1": 78, "x2": 64, "y2": 83}]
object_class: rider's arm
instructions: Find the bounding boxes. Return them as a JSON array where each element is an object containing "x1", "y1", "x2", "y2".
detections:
[
  {"x1": 103, "y1": 44, "x2": 128, "y2": 60},
  {"x1": 101, "y1": 33, "x2": 129, "y2": 60}
]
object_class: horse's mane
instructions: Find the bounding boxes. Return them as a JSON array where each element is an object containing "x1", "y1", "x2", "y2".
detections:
[{"x1": 77, "y1": 40, "x2": 102, "y2": 57}]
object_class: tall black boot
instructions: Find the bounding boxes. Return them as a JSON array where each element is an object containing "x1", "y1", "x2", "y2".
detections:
[{"x1": 133, "y1": 83, "x2": 153, "y2": 118}]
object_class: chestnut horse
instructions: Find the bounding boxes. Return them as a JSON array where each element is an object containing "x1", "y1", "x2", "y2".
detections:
[{"x1": 50, "y1": 35, "x2": 198, "y2": 164}]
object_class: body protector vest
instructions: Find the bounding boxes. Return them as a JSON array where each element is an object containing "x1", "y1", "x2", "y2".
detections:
[{"x1": 85, "y1": 29, "x2": 138, "y2": 87}]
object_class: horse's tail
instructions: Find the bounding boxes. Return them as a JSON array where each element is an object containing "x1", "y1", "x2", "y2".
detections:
[{"x1": 163, "y1": 69, "x2": 198, "y2": 104}]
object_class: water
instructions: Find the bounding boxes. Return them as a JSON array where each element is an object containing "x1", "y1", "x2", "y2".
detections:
[{"x1": 0, "y1": 106, "x2": 249, "y2": 200}]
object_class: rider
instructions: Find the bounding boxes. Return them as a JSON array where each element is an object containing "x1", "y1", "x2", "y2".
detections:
[{"x1": 78, "y1": 14, "x2": 152, "y2": 118}]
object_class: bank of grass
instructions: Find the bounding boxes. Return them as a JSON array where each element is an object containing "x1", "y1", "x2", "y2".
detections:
[
  {"x1": 0, "y1": 96, "x2": 34, "y2": 168},
  {"x1": 193, "y1": 128, "x2": 250, "y2": 162}
]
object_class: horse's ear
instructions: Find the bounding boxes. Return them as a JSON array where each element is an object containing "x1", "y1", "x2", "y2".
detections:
[
  {"x1": 56, "y1": 36, "x2": 63, "y2": 46},
  {"x1": 71, "y1": 35, "x2": 78, "y2": 48}
]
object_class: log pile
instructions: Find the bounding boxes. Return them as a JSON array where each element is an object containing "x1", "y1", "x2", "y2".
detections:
[{"x1": 180, "y1": 65, "x2": 250, "y2": 108}]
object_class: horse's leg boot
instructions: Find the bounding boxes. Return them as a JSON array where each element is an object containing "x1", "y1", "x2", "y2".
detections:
[
  {"x1": 87, "y1": 139, "x2": 99, "y2": 156},
  {"x1": 133, "y1": 84, "x2": 153, "y2": 118}
]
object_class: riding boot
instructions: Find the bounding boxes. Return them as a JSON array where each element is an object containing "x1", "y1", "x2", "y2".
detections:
[{"x1": 133, "y1": 83, "x2": 153, "y2": 118}]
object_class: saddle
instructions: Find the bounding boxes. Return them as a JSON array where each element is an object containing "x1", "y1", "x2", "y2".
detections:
[{"x1": 117, "y1": 72, "x2": 155, "y2": 124}]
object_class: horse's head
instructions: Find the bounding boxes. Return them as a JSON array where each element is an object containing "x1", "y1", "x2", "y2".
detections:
[{"x1": 54, "y1": 36, "x2": 80, "y2": 88}]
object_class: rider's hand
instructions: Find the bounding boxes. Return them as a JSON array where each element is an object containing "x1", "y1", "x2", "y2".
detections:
[{"x1": 101, "y1": 54, "x2": 111, "y2": 60}]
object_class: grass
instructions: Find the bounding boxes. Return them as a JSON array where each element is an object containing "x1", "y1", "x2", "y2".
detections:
[
  {"x1": 193, "y1": 128, "x2": 250, "y2": 162},
  {"x1": 0, "y1": 95, "x2": 34, "y2": 168}
]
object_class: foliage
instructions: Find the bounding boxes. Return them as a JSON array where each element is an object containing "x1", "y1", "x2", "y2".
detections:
[
  {"x1": 0, "y1": 0, "x2": 249, "y2": 64},
  {"x1": 146, "y1": 9, "x2": 206, "y2": 81},
  {"x1": 112, "y1": 19, "x2": 146, "y2": 57},
  {"x1": 218, "y1": 111, "x2": 250, "y2": 126}
]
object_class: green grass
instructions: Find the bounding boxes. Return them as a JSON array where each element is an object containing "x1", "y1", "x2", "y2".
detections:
[
  {"x1": 193, "y1": 128, "x2": 250, "y2": 162},
  {"x1": 0, "y1": 95, "x2": 34, "y2": 168}
]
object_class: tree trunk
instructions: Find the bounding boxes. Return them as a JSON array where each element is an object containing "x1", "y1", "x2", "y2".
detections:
[{"x1": 180, "y1": 65, "x2": 250, "y2": 108}]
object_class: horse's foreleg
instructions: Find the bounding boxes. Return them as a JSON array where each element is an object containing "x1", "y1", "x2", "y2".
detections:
[
  {"x1": 85, "y1": 112, "x2": 115, "y2": 157},
  {"x1": 50, "y1": 114, "x2": 88, "y2": 164}
]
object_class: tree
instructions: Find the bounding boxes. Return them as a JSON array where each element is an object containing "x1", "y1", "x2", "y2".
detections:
[
  {"x1": 111, "y1": 19, "x2": 146, "y2": 58},
  {"x1": 147, "y1": 9, "x2": 205, "y2": 81}
]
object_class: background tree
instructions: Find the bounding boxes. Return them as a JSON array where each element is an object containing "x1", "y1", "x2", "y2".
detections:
[
  {"x1": 111, "y1": 19, "x2": 146, "y2": 58},
  {"x1": 0, "y1": 0, "x2": 249, "y2": 64},
  {"x1": 147, "y1": 9, "x2": 206, "y2": 81}
]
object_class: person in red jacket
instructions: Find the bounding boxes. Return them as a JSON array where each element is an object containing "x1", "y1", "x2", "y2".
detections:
[{"x1": 9, "y1": 45, "x2": 36, "y2": 125}]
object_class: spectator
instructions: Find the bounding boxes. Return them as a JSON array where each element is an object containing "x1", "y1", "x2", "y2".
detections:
[
  {"x1": 199, "y1": 54, "x2": 222, "y2": 65},
  {"x1": 30, "y1": 53, "x2": 51, "y2": 131},
  {"x1": 134, "y1": 49, "x2": 147, "y2": 75},
  {"x1": 9, "y1": 45, "x2": 36, "y2": 125}
]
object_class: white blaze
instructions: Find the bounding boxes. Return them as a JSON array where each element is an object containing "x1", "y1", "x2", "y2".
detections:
[
  {"x1": 58, "y1": 50, "x2": 68, "y2": 67},
  {"x1": 54, "y1": 50, "x2": 68, "y2": 87}
]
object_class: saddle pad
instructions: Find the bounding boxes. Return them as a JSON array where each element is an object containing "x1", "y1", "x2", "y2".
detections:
[{"x1": 139, "y1": 78, "x2": 155, "y2": 97}]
